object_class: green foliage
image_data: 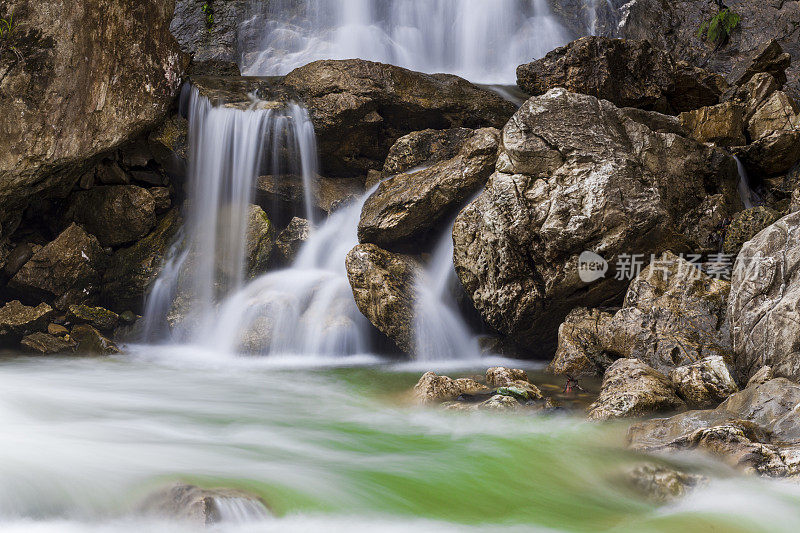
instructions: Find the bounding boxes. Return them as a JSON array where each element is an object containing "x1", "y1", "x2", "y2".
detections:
[
  {"x1": 698, "y1": 8, "x2": 741, "y2": 46},
  {"x1": 201, "y1": 2, "x2": 214, "y2": 29},
  {"x1": 0, "y1": 14, "x2": 21, "y2": 62}
]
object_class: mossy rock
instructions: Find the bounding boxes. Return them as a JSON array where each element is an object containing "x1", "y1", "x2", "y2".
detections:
[
  {"x1": 66, "y1": 305, "x2": 120, "y2": 332},
  {"x1": 723, "y1": 206, "x2": 780, "y2": 255}
]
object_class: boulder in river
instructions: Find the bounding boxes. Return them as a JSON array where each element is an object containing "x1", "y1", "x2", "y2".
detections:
[
  {"x1": 413, "y1": 372, "x2": 489, "y2": 404},
  {"x1": 345, "y1": 243, "x2": 419, "y2": 353},
  {"x1": 71, "y1": 324, "x2": 119, "y2": 355},
  {"x1": 139, "y1": 483, "x2": 270, "y2": 525},
  {"x1": 66, "y1": 305, "x2": 120, "y2": 332},
  {"x1": 516, "y1": 36, "x2": 726, "y2": 114},
  {"x1": 275, "y1": 217, "x2": 311, "y2": 265},
  {"x1": 453, "y1": 87, "x2": 740, "y2": 352},
  {"x1": 358, "y1": 127, "x2": 500, "y2": 251},
  {"x1": 588, "y1": 359, "x2": 686, "y2": 421},
  {"x1": 20, "y1": 332, "x2": 78, "y2": 355},
  {"x1": 669, "y1": 356, "x2": 739, "y2": 409},
  {"x1": 0, "y1": 301, "x2": 53, "y2": 341}
]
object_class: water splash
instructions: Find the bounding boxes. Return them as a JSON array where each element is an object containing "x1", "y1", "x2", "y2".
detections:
[
  {"x1": 142, "y1": 87, "x2": 318, "y2": 341},
  {"x1": 239, "y1": 0, "x2": 571, "y2": 84}
]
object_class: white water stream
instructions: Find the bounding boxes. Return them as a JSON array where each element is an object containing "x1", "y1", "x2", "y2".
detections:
[{"x1": 239, "y1": 0, "x2": 571, "y2": 84}]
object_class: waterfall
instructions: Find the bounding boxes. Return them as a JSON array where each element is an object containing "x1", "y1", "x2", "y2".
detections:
[
  {"x1": 203, "y1": 190, "x2": 374, "y2": 356},
  {"x1": 413, "y1": 219, "x2": 482, "y2": 361},
  {"x1": 239, "y1": 0, "x2": 571, "y2": 84},
  {"x1": 734, "y1": 155, "x2": 757, "y2": 209},
  {"x1": 142, "y1": 86, "x2": 318, "y2": 341}
]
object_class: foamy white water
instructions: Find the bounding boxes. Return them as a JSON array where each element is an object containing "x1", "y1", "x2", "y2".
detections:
[{"x1": 239, "y1": 0, "x2": 571, "y2": 84}]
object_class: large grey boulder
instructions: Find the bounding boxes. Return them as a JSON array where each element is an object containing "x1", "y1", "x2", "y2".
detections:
[
  {"x1": 453, "y1": 88, "x2": 739, "y2": 351},
  {"x1": 358, "y1": 127, "x2": 500, "y2": 251},
  {"x1": 670, "y1": 356, "x2": 739, "y2": 409},
  {"x1": 588, "y1": 358, "x2": 686, "y2": 421},
  {"x1": 728, "y1": 211, "x2": 800, "y2": 382},
  {"x1": 0, "y1": 0, "x2": 185, "y2": 225}
]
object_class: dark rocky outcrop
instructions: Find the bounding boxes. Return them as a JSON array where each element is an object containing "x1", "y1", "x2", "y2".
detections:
[
  {"x1": 453, "y1": 88, "x2": 740, "y2": 352},
  {"x1": 20, "y1": 332, "x2": 78, "y2": 354},
  {"x1": 9, "y1": 224, "x2": 108, "y2": 308},
  {"x1": 358, "y1": 127, "x2": 500, "y2": 251},
  {"x1": 102, "y1": 209, "x2": 182, "y2": 313},
  {"x1": 66, "y1": 304, "x2": 120, "y2": 332},
  {"x1": 65, "y1": 185, "x2": 157, "y2": 247},
  {"x1": 722, "y1": 206, "x2": 781, "y2": 255},
  {"x1": 0, "y1": 0, "x2": 186, "y2": 225},
  {"x1": 345, "y1": 243, "x2": 419, "y2": 353},
  {"x1": 517, "y1": 36, "x2": 727, "y2": 114}
]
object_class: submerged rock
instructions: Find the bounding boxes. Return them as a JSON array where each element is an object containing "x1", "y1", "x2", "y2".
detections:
[
  {"x1": 516, "y1": 36, "x2": 726, "y2": 114},
  {"x1": 453, "y1": 88, "x2": 739, "y2": 352},
  {"x1": 244, "y1": 205, "x2": 275, "y2": 278},
  {"x1": 358, "y1": 127, "x2": 500, "y2": 251},
  {"x1": 9, "y1": 224, "x2": 108, "y2": 307},
  {"x1": 345, "y1": 243, "x2": 419, "y2": 353},
  {"x1": 139, "y1": 483, "x2": 270, "y2": 525},
  {"x1": 625, "y1": 464, "x2": 708, "y2": 503},
  {"x1": 728, "y1": 211, "x2": 800, "y2": 382},
  {"x1": 588, "y1": 359, "x2": 685, "y2": 421},
  {"x1": 20, "y1": 332, "x2": 77, "y2": 355}
]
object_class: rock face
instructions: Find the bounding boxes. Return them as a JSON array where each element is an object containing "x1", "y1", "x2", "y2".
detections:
[
  {"x1": 679, "y1": 102, "x2": 746, "y2": 146},
  {"x1": 358, "y1": 128, "x2": 500, "y2": 251},
  {"x1": 65, "y1": 185, "x2": 157, "y2": 247},
  {"x1": 280, "y1": 59, "x2": 516, "y2": 177},
  {"x1": 0, "y1": 0, "x2": 185, "y2": 222},
  {"x1": 453, "y1": 88, "x2": 739, "y2": 352},
  {"x1": 729, "y1": 211, "x2": 800, "y2": 382},
  {"x1": 9, "y1": 224, "x2": 108, "y2": 307},
  {"x1": 102, "y1": 209, "x2": 182, "y2": 313},
  {"x1": 345, "y1": 243, "x2": 419, "y2": 353},
  {"x1": 244, "y1": 205, "x2": 274, "y2": 278},
  {"x1": 588, "y1": 359, "x2": 686, "y2": 421},
  {"x1": 516, "y1": 37, "x2": 726, "y2": 114},
  {"x1": 669, "y1": 356, "x2": 739, "y2": 409},
  {"x1": 722, "y1": 206, "x2": 781, "y2": 255},
  {"x1": 628, "y1": 378, "x2": 800, "y2": 477},
  {"x1": 171, "y1": 0, "x2": 249, "y2": 64},
  {"x1": 613, "y1": 0, "x2": 800, "y2": 98},
  {"x1": 551, "y1": 253, "x2": 732, "y2": 377}
]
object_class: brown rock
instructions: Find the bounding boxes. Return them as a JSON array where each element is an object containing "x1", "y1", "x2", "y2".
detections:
[
  {"x1": 71, "y1": 324, "x2": 119, "y2": 355},
  {"x1": 382, "y1": 128, "x2": 474, "y2": 176},
  {"x1": 275, "y1": 217, "x2": 310, "y2": 264},
  {"x1": 20, "y1": 332, "x2": 77, "y2": 354},
  {"x1": 485, "y1": 367, "x2": 529, "y2": 388},
  {"x1": 549, "y1": 308, "x2": 616, "y2": 377},
  {"x1": 66, "y1": 304, "x2": 120, "y2": 332},
  {"x1": 413, "y1": 372, "x2": 486, "y2": 404},
  {"x1": 679, "y1": 102, "x2": 746, "y2": 146},
  {"x1": 0, "y1": 301, "x2": 53, "y2": 340},
  {"x1": 669, "y1": 356, "x2": 739, "y2": 409},
  {"x1": 65, "y1": 185, "x2": 157, "y2": 247}
]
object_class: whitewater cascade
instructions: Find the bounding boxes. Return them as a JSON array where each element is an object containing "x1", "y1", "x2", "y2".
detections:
[
  {"x1": 142, "y1": 86, "x2": 318, "y2": 341},
  {"x1": 239, "y1": 0, "x2": 571, "y2": 84}
]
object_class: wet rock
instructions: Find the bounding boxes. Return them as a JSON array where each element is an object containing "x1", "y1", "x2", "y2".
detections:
[
  {"x1": 148, "y1": 115, "x2": 189, "y2": 178},
  {"x1": 516, "y1": 36, "x2": 726, "y2": 114},
  {"x1": 0, "y1": 0, "x2": 185, "y2": 218},
  {"x1": 244, "y1": 205, "x2": 275, "y2": 278},
  {"x1": 3, "y1": 243, "x2": 34, "y2": 278},
  {"x1": 149, "y1": 187, "x2": 172, "y2": 213},
  {"x1": 737, "y1": 130, "x2": 800, "y2": 178},
  {"x1": 66, "y1": 305, "x2": 120, "y2": 332},
  {"x1": 47, "y1": 323, "x2": 69, "y2": 336},
  {"x1": 479, "y1": 394, "x2": 521, "y2": 411},
  {"x1": 345, "y1": 243, "x2": 419, "y2": 353},
  {"x1": 669, "y1": 356, "x2": 739, "y2": 409},
  {"x1": 275, "y1": 217, "x2": 311, "y2": 264},
  {"x1": 95, "y1": 159, "x2": 130, "y2": 185},
  {"x1": 358, "y1": 128, "x2": 500, "y2": 251},
  {"x1": 9, "y1": 224, "x2": 108, "y2": 306},
  {"x1": 139, "y1": 483, "x2": 270, "y2": 525},
  {"x1": 588, "y1": 359, "x2": 685, "y2": 421},
  {"x1": 0, "y1": 301, "x2": 53, "y2": 340},
  {"x1": 453, "y1": 88, "x2": 739, "y2": 351},
  {"x1": 254, "y1": 174, "x2": 363, "y2": 222},
  {"x1": 549, "y1": 308, "x2": 616, "y2": 377},
  {"x1": 171, "y1": 0, "x2": 250, "y2": 64},
  {"x1": 382, "y1": 128, "x2": 474, "y2": 176},
  {"x1": 722, "y1": 206, "x2": 781, "y2": 255},
  {"x1": 102, "y1": 209, "x2": 182, "y2": 313},
  {"x1": 20, "y1": 332, "x2": 77, "y2": 354},
  {"x1": 71, "y1": 324, "x2": 119, "y2": 355},
  {"x1": 728, "y1": 211, "x2": 800, "y2": 382},
  {"x1": 413, "y1": 372, "x2": 487, "y2": 404},
  {"x1": 486, "y1": 367, "x2": 529, "y2": 388},
  {"x1": 280, "y1": 59, "x2": 516, "y2": 176},
  {"x1": 626, "y1": 464, "x2": 708, "y2": 503},
  {"x1": 618, "y1": 108, "x2": 686, "y2": 135},
  {"x1": 679, "y1": 102, "x2": 746, "y2": 146},
  {"x1": 65, "y1": 185, "x2": 157, "y2": 247}
]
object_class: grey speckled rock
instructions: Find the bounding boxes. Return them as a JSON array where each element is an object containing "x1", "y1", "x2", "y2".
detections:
[
  {"x1": 588, "y1": 359, "x2": 685, "y2": 421},
  {"x1": 670, "y1": 356, "x2": 739, "y2": 409},
  {"x1": 728, "y1": 211, "x2": 800, "y2": 382},
  {"x1": 453, "y1": 88, "x2": 739, "y2": 352},
  {"x1": 413, "y1": 372, "x2": 489, "y2": 404}
]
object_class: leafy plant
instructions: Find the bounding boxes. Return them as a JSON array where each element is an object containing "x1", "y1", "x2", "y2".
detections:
[
  {"x1": 0, "y1": 14, "x2": 21, "y2": 62},
  {"x1": 201, "y1": 2, "x2": 214, "y2": 29},
  {"x1": 698, "y1": 7, "x2": 741, "y2": 47}
]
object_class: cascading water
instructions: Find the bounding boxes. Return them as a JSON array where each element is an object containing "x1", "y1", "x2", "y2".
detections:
[
  {"x1": 734, "y1": 155, "x2": 759, "y2": 209},
  {"x1": 239, "y1": 0, "x2": 571, "y2": 84},
  {"x1": 142, "y1": 86, "x2": 318, "y2": 341}
]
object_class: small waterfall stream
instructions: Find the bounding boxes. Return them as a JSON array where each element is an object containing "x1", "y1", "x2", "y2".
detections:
[{"x1": 240, "y1": 0, "x2": 571, "y2": 84}]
